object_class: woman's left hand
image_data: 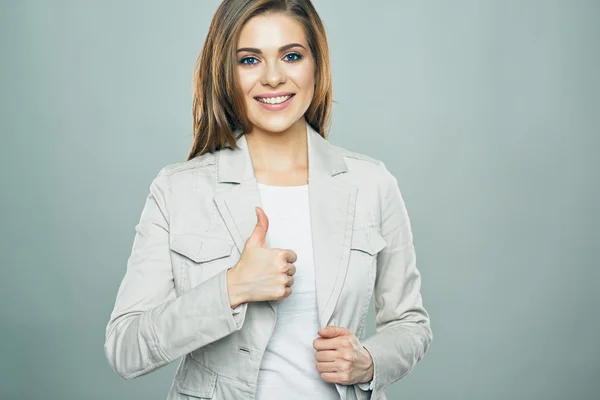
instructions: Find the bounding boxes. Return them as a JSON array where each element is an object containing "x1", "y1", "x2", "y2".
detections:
[{"x1": 313, "y1": 326, "x2": 374, "y2": 385}]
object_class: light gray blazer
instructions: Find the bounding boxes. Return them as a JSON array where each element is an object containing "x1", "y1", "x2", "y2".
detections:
[{"x1": 104, "y1": 120, "x2": 433, "y2": 400}]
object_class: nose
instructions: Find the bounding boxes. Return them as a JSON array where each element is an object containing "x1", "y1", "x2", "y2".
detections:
[{"x1": 260, "y1": 60, "x2": 286, "y2": 87}]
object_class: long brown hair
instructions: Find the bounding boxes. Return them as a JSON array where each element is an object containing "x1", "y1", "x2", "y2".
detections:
[{"x1": 187, "y1": 0, "x2": 332, "y2": 160}]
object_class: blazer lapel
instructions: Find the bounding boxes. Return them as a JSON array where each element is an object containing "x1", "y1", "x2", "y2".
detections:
[
  {"x1": 213, "y1": 131, "x2": 274, "y2": 311},
  {"x1": 213, "y1": 120, "x2": 356, "y2": 327},
  {"x1": 305, "y1": 123, "x2": 357, "y2": 329}
]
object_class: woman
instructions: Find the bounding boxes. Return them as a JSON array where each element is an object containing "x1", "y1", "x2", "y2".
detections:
[{"x1": 104, "y1": 1, "x2": 432, "y2": 399}]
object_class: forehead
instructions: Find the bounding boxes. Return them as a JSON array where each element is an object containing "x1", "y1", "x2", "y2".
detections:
[{"x1": 237, "y1": 13, "x2": 307, "y2": 49}]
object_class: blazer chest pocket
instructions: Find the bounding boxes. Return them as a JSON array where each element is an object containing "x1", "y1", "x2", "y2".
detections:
[
  {"x1": 170, "y1": 233, "x2": 235, "y2": 290},
  {"x1": 350, "y1": 228, "x2": 387, "y2": 258},
  {"x1": 348, "y1": 228, "x2": 387, "y2": 337}
]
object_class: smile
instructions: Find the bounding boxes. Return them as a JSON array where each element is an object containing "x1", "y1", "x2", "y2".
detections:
[
  {"x1": 254, "y1": 93, "x2": 296, "y2": 111},
  {"x1": 255, "y1": 94, "x2": 294, "y2": 104}
]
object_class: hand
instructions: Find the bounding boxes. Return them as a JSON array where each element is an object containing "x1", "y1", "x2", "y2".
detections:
[
  {"x1": 226, "y1": 206, "x2": 297, "y2": 305},
  {"x1": 313, "y1": 326, "x2": 374, "y2": 385}
]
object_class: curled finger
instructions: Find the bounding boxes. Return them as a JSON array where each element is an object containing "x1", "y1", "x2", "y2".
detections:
[
  {"x1": 286, "y1": 275, "x2": 294, "y2": 287},
  {"x1": 286, "y1": 263, "x2": 296, "y2": 276}
]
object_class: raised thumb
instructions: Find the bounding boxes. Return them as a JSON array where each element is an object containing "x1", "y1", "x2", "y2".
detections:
[{"x1": 245, "y1": 206, "x2": 269, "y2": 248}]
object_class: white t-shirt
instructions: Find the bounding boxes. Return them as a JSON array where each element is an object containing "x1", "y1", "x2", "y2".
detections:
[{"x1": 254, "y1": 182, "x2": 340, "y2": 400}]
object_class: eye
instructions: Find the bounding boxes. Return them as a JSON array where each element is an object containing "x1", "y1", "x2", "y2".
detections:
[
  {"x1": 239, "y1": 56, "x2": 259, "y2": 66},
  {"x1": 284, "y1": 52, "x2": 302, "y2": 62}
]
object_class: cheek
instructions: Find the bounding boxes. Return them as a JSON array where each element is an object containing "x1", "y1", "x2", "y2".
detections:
[
  {"x1": 290, "y1": 63, "x2": 315, "y2": 91},
  {"x1": 237, "y1": 69, "x2": 259, "y2": 96}
]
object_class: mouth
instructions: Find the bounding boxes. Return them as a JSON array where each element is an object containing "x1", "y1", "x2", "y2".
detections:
[
  {"x1": 253, "y1": 93, "x2": 296, "y2": 111},
  {"x1": 254, "y1": 93, "x2": 295, "y2": 105}
]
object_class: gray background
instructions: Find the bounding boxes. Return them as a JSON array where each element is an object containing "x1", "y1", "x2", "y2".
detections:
[{"x1": 1, "y1": 0, "x2": 598, "y2": 399}]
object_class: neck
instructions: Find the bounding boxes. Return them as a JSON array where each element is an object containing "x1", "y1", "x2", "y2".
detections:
[{"x1": 245, "y1": 117, "x2": 308, "y2": 173}]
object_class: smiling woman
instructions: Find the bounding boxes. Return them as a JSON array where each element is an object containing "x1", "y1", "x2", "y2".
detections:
[{"x1": 104, "y1": 1, "x2": 432, "y2": 399}]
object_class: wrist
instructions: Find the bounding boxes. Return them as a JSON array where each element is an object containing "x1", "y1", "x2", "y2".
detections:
[
  {"x1": 361, "y1": 346, "x2": 374, "y2": 383},
  {"x1": 226, "y1": 267, "x2": 247, "y2": 308}
]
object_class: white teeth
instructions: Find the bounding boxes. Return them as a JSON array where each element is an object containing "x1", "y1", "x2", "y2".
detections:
[{"x1": 257, "y1": 95, "x2": 292, "y2": 104}]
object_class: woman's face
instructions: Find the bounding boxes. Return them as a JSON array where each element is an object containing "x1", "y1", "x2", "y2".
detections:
[{"x1": 236, "y1": 13, "x2": 316, "y2": 134}]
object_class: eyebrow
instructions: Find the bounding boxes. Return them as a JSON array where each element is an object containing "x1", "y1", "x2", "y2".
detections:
[{"x1": 236, "y1": 43, "x2": 307, "y2": 54}]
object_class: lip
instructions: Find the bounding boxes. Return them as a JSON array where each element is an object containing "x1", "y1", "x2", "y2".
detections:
[
  {"x1": 254, "y1": 92, "x2": 295, "y2": 99},
  {"x1": 254, "y1": 93, "x2": 295, "y2": 111}
]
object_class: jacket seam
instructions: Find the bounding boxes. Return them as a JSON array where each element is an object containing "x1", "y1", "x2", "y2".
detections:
[{"x1": 162, "y1": 160, "x2": 216, "y2": 177}]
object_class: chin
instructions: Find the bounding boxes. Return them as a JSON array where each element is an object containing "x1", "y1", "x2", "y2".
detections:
[{"x1": 249, "y1": 115, "x2": 300, "y2": 134}]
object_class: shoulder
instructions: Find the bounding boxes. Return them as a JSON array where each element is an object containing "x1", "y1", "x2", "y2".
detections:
[
  {"x1": 329, "y1": 141, "x2": 381, "y2": 166},
  {"x1": 156, "y1": 152, "x2": 217, "y2": 178},
  {"x1": 146, "y1": 152, "x2": 218, "y2": 195},
  {"x1": 329, "y1": 142, "x2": 398, "y2": 187}
]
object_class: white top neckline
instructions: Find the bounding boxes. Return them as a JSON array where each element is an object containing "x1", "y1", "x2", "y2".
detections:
[{"x1": 257, "y1": 182, "x2": 308, "y2": 189}]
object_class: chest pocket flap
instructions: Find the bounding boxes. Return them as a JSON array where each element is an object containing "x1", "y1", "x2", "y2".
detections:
[
  {"x1": 170, "y1": 233, "x2": 233, "y2": 263},
  {"x1": 351, "y1": 228, "x2": 387, "y2": 256}
]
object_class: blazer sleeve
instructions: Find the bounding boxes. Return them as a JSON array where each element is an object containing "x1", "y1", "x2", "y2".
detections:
[
  {"x1": 357, "y1": 161, "x2": 433, "y2": 400},
  {"x1": 104, "y1": 168, "x2": 248, "y2": 380}
]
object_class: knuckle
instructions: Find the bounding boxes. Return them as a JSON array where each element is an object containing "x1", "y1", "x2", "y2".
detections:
[
  {"x1": 276, "y1": 287, "x2": 287, "y2": 298},
  {"x1": 278, "y1": 286, "x2": 292, "y2": 299},
  {"x1": 277, "y1": 249, "x2": 288, "y2": 260}
]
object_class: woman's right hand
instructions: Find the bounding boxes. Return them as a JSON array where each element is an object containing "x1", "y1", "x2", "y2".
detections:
[{"x1": 226, "y1": 206, "x2": 297, "y2": 307}]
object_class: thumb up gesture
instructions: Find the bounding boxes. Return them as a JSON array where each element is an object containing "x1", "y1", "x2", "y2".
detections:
[{"x1": 227, "y1": 207, "x2": 297, "y2": 304}]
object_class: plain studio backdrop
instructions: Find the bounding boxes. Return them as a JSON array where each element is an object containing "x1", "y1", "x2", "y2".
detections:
[{"x1": 1, "y1": 0, "x2": 598, "y2": 399}]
